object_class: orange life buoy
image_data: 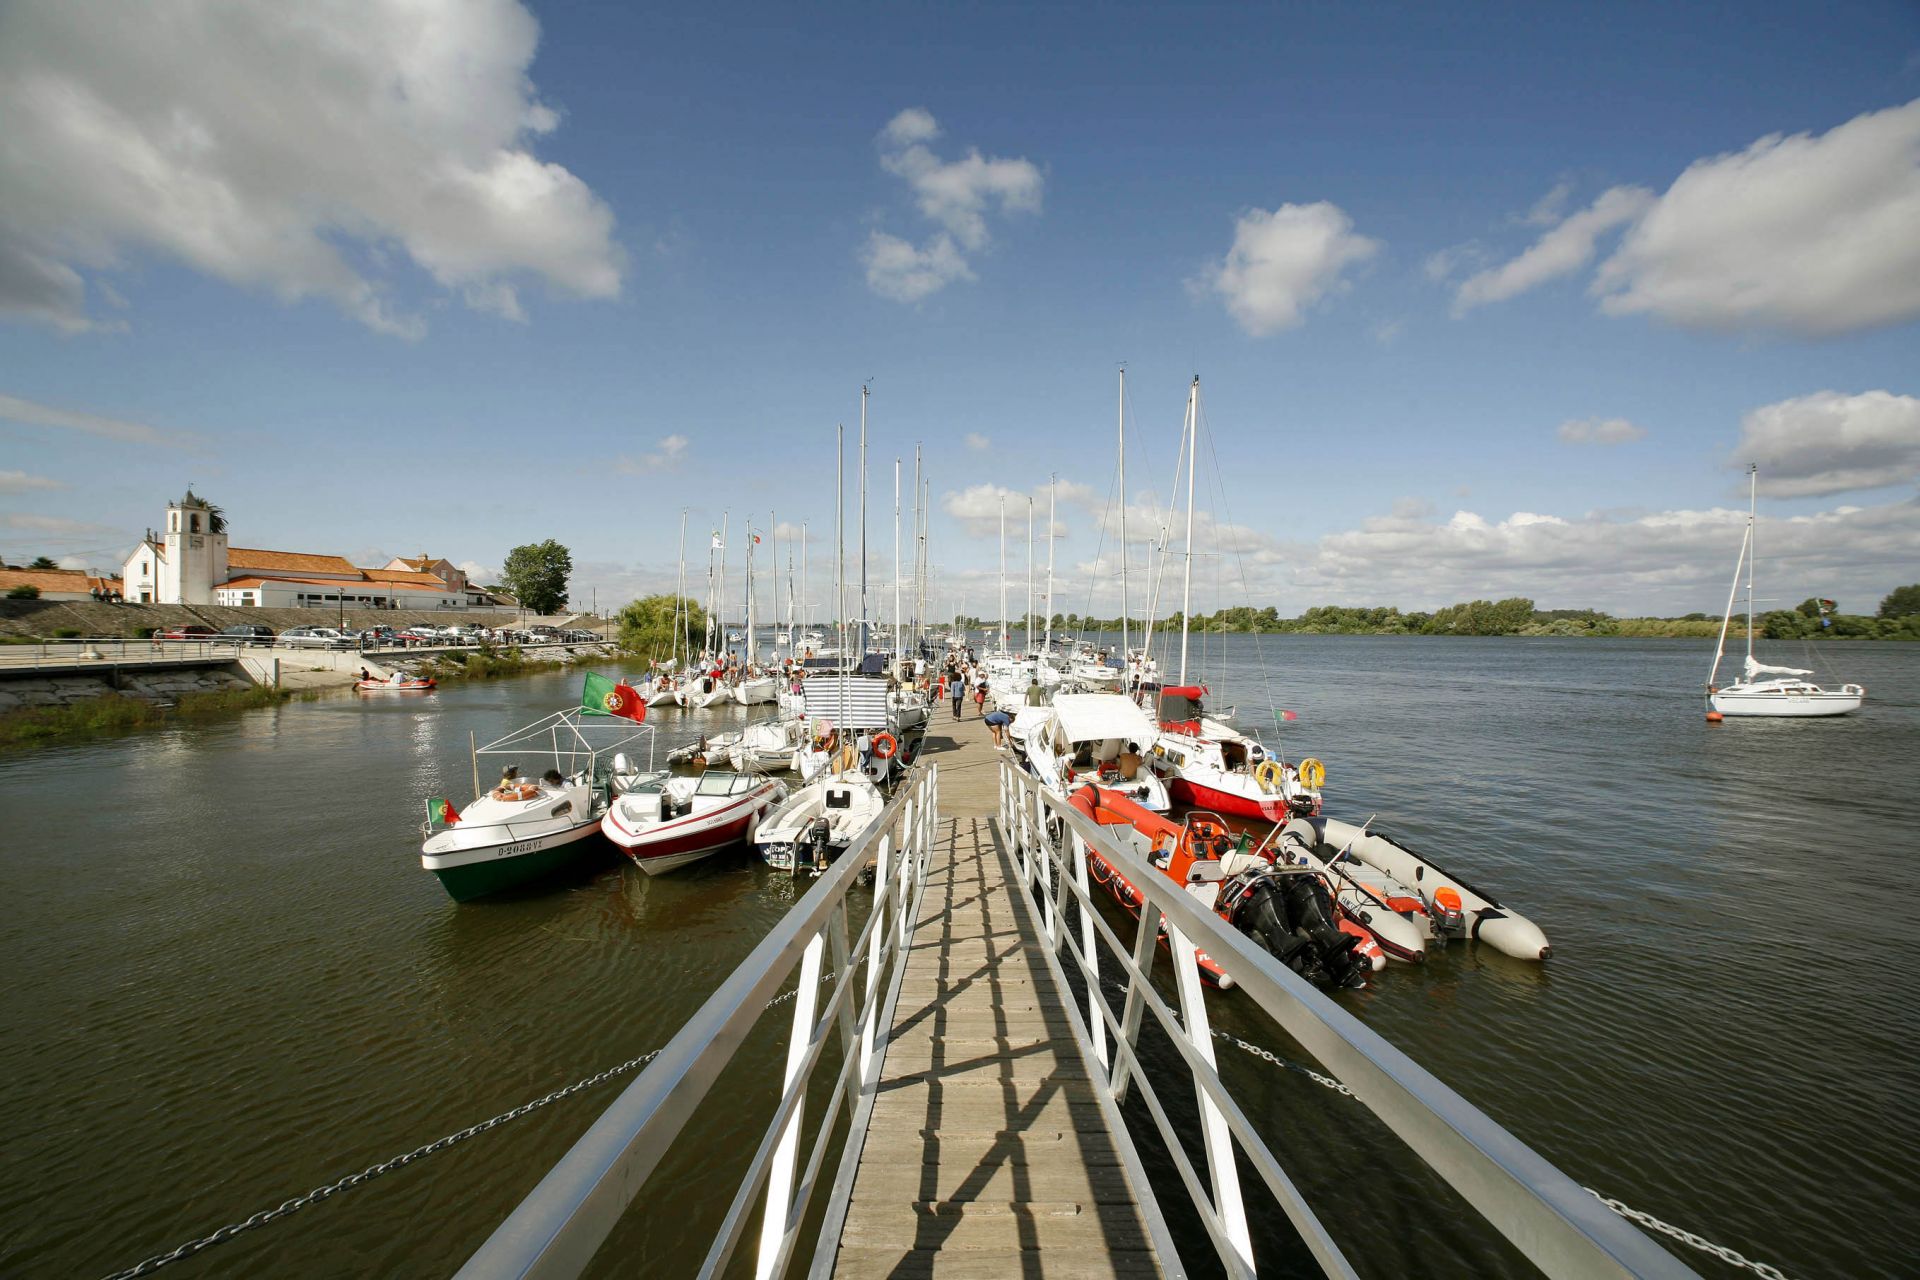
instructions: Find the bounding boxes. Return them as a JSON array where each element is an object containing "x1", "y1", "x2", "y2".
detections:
[{"x1": 870, "y1": 732, "x2": 898, "y2": 760}]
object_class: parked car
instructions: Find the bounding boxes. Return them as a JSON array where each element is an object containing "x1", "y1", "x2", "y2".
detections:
[
  {"x1": 564, "y1": 629, "x2": 600, "y2": 643},
  {"x1": 398, "y1": 627, "x2": 443, "y2": 646},
  {"x1": 280, "y1": 626, "x2": 353, "y2": 650},
  {"x1": 357, "y1": 626, "x2": 399, "y2": 647},
  {"x1": 218, "y1": 624, "x2": 276, "y2": 646},
  {"x1": 153, "y1": 625, "x2": 218, "y2": 641}
]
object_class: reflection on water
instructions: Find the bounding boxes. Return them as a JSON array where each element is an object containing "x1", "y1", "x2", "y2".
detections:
[{"x1": 0, "y1": 643, "x2": 1915, "y2": 1277}]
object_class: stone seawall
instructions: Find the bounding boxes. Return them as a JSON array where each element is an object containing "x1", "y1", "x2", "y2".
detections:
[
  {"x1": 0, "y1": 600, "x2": 586, "y2": 639},
  {"x1": 0, "y1": 666, "x2": 252, "y2": 712}
]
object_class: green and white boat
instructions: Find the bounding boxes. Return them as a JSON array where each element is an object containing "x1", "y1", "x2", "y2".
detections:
[{"x1": 420, "y1": 707, "x2": 654, "y2": 902}]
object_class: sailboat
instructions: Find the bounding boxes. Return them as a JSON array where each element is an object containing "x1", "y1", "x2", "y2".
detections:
[{"x1": 1707, "y1": 466, "x2": 1865, "y2": 718}]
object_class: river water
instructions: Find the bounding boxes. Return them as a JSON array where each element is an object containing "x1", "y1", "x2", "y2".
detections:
[{"x1": 0, "y1": 637, "x2": 1914, "y2": 1278}]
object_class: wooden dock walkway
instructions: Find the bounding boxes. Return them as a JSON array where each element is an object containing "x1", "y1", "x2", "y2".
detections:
[{"x1": 831, "y1": 712, "x2": 1163, "y2": 1278}]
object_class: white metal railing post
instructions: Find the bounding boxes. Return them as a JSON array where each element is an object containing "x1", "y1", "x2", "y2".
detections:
[
  {"x1": 755, "y1": 930, "x2": 824, "y2": 1280},
  {"x1": 896, "y1": 798, "x2": 914, "y2": 951},
  {"x1": 858, "y1": 834, "x2": 891, "y2": 1086},
  {"x1": 1071, "y1": 827, "x2": 1108, "y2": 1069},
  {"x1": 1109, "y1": 904, "x2": 1160, "y2": 1106},
  {"x1": 1169, "y1": 923, "x2": 1253, "y2": 1275}
]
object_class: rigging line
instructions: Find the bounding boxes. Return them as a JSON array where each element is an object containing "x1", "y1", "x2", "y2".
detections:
[{"x1": 1197, "y1": 391, "x2": 1284, "y2": 751}]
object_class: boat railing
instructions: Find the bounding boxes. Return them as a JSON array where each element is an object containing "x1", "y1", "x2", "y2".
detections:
[
  {"x1": 995, "y1": 759, "x2": 1695, "y2": 1279},
  {"x1": 454, "y1": 763, "x2": 941, "y2": 1280}
]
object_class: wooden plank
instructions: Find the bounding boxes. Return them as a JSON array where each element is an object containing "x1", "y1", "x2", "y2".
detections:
[{"x1": 832, "y1": 790, "x2": 1162, "y2": 1278}]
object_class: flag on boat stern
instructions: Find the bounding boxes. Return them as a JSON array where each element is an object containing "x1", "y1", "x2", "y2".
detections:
[
  {"x1": 582, "y1": 672, "x2": 646, "y2": 721},
  {"x1": 426, "y1": 796, "x2": 460, "y2": 829},
  {"x1": 1276, "y1": 709, "x2": 1299, "y2": 722}
]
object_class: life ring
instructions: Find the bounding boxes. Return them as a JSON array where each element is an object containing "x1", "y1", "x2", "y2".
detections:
[
  {"x1": 1253, "y1": 760, "x2": 1286, "y2": 792},
  {"x1": 1298, "y1": 757, "x2": 1326, "y2": 789},
  {"x1": 870, "y1": 732, "x2": 898, "y2": 760},
  {"x1": 491, "y1": 783, "x2": 539, "y2": 802}
]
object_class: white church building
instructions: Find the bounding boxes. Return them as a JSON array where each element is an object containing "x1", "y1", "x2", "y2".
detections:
[{"x1": 121, "y1": 491, "x2": 501, "y2": 611}]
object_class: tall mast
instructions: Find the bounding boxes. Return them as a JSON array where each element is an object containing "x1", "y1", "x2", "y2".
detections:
[
  {"x1": 998, "y1": 494, "x2": 1008, "y2": 652},
  {"x1": 1026, "y1": 496, "x2": 1034, "y2": 653},
  {"x1": 705, "y1": 515, "x2": 717, "y2": 656},
  {"x1": 674, "y1": 508, "x2": 687, "y2": 667},
  {"x1": 744, "y1": 517, "x2": 754, "y2": 665},
  {"x1": 1744, "y1": 463, "x2": 1757, "y2": 665},
  {"x1": 801, "y1": 521, "x2": 808, "y2": 632},
  {"x1": 858, "y1": 384, "x2": 870, "y2": 657},
  {"x1": 1118, "y1": 366, "x2": 1129, "y2": 658},
  {"x1": 719, "y1": 511, "x2": 729, "y2": 655},
  {"x1": 893, "y1": 457, "x2": 902, "y2": 661},
  {"x1": 912, "y1": 445, "x2": 922, "y2": 651},
  {"x1": 1179, "y1": 376, "x2": 1198, "y2": 686},
  {"x1": 835, "y1": 425, "x2": 845, "y2": 657},
  {"x1": 1045, "y1": 474, "x2": 1056, "y2": 654}
]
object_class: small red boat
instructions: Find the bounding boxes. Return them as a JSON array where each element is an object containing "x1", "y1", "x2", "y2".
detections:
[
  {"x1": 357, "y1": 677, "x2": 436, "y2": 691},
  {"x1": 1067, "y1": 785, "x2": 1379, "y2": 989}
]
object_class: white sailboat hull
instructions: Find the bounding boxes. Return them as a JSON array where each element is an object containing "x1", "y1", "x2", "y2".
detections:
[{"x1": 1710, "y1": 684, "x2": 1864, "y2": 717}]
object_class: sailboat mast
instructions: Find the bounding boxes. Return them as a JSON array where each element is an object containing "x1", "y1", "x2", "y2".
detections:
[
  {"x1": 719, "y1": 511, "x2": 729, "y2": 656},
  {"x1": 835, "y1": 426, "x2": 845, "y2": 657},
  {"x1": 801, "y1": 522, "x2": 809, "y2": 633},
  {"x1": 893, "y1": 457, "x2": 902, "y2": 661},
  {"x1": 1179, "y1": 376, "x2": 1198, "y2": 686},
  {"x1": 998, "y1": 495, "x2": 1008, "y2": 652},
  {"x1": 674, "y1": 509, "x2": 687, "y2": 667},
  {"x1": 1026, "y1": 496, "x2": 1035, "y2": 654},
  {"x1": 744, "y1": 518, "x2": 753, "y2": 665},
  {"x1": 1744, "y1": 464, "x2": 1757, "y2": 665},
  {"x1": 859, "y1": 384, "x2": 870, "y2": 658},
  {"x1": 1045, "y1": 474, "x2": 1056, "y2": 654},
  {"x1": 1118, "y1": 365, "x2": 1130, "y2": 659},
  {"x1": 913, "y1": 446, "x2": 922, "y2": 651}
]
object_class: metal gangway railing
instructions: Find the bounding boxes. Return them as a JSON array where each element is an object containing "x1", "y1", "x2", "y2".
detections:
[
  {"x1": 456, "y1": 764, "x2": 940, "y2": 1280},
  {"x1": 0, "y1": 635, "x2": 253, "y2": 669},
  {"x1": 994, "y1": 758, "x2": 1697, "y2": 1279}
]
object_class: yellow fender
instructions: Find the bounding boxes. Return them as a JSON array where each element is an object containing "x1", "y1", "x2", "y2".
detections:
[
  {"x1": 1298, "y1": 756, "x2": 1327, "y2": 789},
  {"x1": 1253, "y1": 760, "x2": 1286, "y2": 792}
]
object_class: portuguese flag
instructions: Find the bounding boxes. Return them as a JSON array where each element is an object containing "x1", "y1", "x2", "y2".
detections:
[
  {"x1": 583, "y1": 671, "x2": 646, "y2": 722},
  {"x1": 426, "y1": 796, "x2": 460, "y2": 830}
]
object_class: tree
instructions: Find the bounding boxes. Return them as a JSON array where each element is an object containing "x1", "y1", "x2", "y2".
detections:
[
  {"x1": 618, "y1": 594, "x2": 707, "y2": 659},
  {"x1": 27, "y1": 556, "x2": 56, "y2": 570},
  {"x1": 501, "y1": 540, "x2": 572, "y2": 616},
  {"x1": 1878, "y1": 584, "x2": 1920, "y2": 619}
]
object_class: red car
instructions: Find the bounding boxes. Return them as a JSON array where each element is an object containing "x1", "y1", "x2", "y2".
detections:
[{"x1": 153, "y1": 625, "x2": 218, "y2": 641}]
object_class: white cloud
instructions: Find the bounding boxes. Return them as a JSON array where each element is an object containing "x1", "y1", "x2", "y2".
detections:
[
  {"x1": 615, "y1": 434, "x2": 689, "y2": 474},
  {"x1": 1593, "y1": 99, "x2": 1920, "y2": 335},
  {"x1": 0, "y1": 391, "x2": 200, "y2": 449},
  {"x1": 0, "y1": 1, "x2": 623, "y2": 337},
  {"x1": 1558, "y1": 417, "x2": 1648, "y2": 445},
  {"x1": 1733, "y1": 390, "x2": 1920, "y2": 498},
  {"x1": 1289, "y1": 496, "x2": 1920, "y2": 614},
  {"x1": 1453, "y1": 186, "x2": 1653, "y2": 313},
  {"x1": 943, "y1": 482, "x2": 1070, "y2": 539},
  {"x1": 1522, "y1": 180, "x2": 1574, "y2": 227},
  {"x1": 965, "y1": 432, "x2": 991, "y2": 451},
  {"x1": 864, "y1": 109, "x2": 1042, "y2": 302},
  {"x1": 456, "y1": 559, "x2": 497, "y2": 585},
  {"x1": 1199, "y1": 202, "x2": 1379, "y2": 336},
  {"x1": 862, "y1": 231, "x2": 973, "y2": 303},
  {"x1": 0, "y1": 469, "x2": 63, "y2": 494}
]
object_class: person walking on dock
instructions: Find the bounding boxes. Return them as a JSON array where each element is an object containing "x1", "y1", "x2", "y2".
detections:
[{"x1": 950, "y1": 670, "x2": 964, "y2": 719}]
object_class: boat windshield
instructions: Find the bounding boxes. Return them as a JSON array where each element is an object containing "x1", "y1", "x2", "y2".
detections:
[
  {"x1": 694, "y1": 771, "x2": 747, "y2": 796},
  {"x1": 1158, "y1": 689, "x2": 1205, "y2": 724}
]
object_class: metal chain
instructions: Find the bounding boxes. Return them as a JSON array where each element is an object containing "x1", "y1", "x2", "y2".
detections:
[
  {"x1": 1581, "y1": 1190, "x2": 1792, "y2": 1280},
  {"x1": 1202, "y1": 1026, "x2": 1797, "y2": 1279},
  {"x1": 100, "y1": 969, "x2": 838, "y2": 1280}
]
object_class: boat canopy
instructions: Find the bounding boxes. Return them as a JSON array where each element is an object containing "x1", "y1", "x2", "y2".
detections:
[
  {"x1": 1050, "y1": 693, "x2": 1157, "y2": 745},
  {"x1": 1744, "y1": 656, "x2": 1813, "y2": 679},
  {"x1": 1157, "y1": 685, "x2": 1207, "y2": 727}
]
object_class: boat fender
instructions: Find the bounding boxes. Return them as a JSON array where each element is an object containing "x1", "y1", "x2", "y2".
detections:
[
  {"x1": 1298, "y1": 757, "x2": 1327, "y2": 789},
  {"x1": 1253, "y1": 760, "x2": 1286, "y2": 792}
]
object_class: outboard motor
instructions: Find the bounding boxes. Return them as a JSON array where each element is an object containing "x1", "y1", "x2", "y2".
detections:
[
  {"x1": 802, "y1": 816, "x2": 833, "y2": 871},
  {"x1": 1229, "y1": 869, "x2": 1367, "y2": 990},
  {"x1": 1428, "y1": 885, "x2": 1465, "y2": 937}
]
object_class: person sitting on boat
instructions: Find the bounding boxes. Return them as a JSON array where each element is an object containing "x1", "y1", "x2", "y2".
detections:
[
  {"x1": 541, "y1": 768, "x2": 564, "y2": 788},
  {"x1": 359, "y1": 666, "x2": 373, "y2": 682}
]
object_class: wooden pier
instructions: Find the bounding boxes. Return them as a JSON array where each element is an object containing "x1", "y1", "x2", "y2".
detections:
[{"x1": 830, "y1": 715, "x2": 1163, "y2": 1277}]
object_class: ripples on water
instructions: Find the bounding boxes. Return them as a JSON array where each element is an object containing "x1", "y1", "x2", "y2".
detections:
[{"x1": 0, "y1": 642, "x2": 1915, "y2": 1277}]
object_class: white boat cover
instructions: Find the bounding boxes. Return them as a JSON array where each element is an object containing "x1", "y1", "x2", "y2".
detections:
[
  {"x1": 1744, "y1": 656, "x2": 1812, "y2": 679},
  {"x1": 802, "y1": 675, "x2": 890, "y2": 730},
  {"x1": 1048, "y1": 693, "x2": 1157, "y2": 744}
]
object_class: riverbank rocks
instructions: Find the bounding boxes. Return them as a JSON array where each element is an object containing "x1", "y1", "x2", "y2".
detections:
[
  {"x1": 0, "y1": 668, "x2": 248, "y2": 710},
  {"x1": 0, "y1": 676, "x2": 116, "y2": 711}
]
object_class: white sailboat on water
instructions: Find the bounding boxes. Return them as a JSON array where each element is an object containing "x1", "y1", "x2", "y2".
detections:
[{"x1": 1707, "y1": 465, "x2": 1865, "y2": 718}]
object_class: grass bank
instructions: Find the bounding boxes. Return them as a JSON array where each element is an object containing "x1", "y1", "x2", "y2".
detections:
[{"x1": 0, "y1": 684, "x2": 320, "y2": 747}]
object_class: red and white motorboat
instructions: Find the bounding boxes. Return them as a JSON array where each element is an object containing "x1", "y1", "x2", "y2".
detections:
[
  {"x1": 1148, "y1": 685, "x2": 1323, "y2": 821},
  {"x1": 600, "y1": 760, "x2": 786, "y2": 876},
  {"x1": 357, "y1": 676, "x2": 436, "y2": 691},
  {"x1": 1066, "y1": 785, "x2": 1379, "y2": 989}
]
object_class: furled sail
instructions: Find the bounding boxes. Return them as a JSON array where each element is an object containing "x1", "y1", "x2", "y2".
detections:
[{"x1": 1743, "y1": 656, "x2": 1812, "y2": 679}]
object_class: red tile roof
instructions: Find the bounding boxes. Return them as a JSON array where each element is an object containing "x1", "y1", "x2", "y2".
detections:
[{"x1": 227, "y1": 547, "x2": 360, "y2": 575}]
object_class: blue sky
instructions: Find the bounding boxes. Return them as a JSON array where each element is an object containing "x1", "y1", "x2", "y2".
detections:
[{"x1": 2, "y1": 1, "x2": 1917, "y2": 619}]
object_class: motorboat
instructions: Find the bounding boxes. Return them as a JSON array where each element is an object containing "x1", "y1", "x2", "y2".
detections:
[
  {"x1": 1311, "y1": 815, "x2": 1551, "y2": 961},
  {"x1": 1066, "y1": 786, "x2": 1378, "y2": 989},
  {"x1": 1016, "y1": 692, "x2": 1168, "y2": 811},
  {"x1": 419, "y1": 708, "x2": 649, "y2": 901},
  {"x1": 358, "y1": 674, "x2": 435, "y2": 691},
  {"x1": 667, "y1": 714, "x2": 810, "y2": 772},
  {"x1": 600, "y1": 761, "x2": 786, "y2": 876},
  {"x1": 753, "y1": 770, "x2": 887, "y2": 873},
  {"x1": 642, "y1": 669, "x2": 683, "y2": 708},
  {"x1": 887, "y1": 685, "x2": 930, "y2": 733},
  {"x1": 1707, "y1": 465, "x2": 1864, "y2": 718},
  {"x1": 1148, "y1": 685, "x2": 1323, "y2": 821}
]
